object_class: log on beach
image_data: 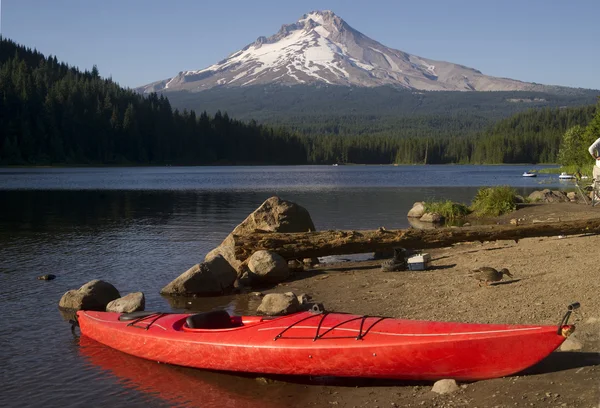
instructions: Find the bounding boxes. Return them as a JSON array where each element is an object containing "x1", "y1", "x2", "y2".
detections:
[{"x1": 233, "y1": 218, "x2": 600, "y2": 261}]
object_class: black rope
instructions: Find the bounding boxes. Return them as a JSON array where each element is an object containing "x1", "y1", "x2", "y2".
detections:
[
  {"x1": 314, "y1": 316, "x2": 365, "y2": 340},
  {"x1": 312, "y1": 313, "x2": 330, "y2": 341},
  {"x1": 274, "y1": 313, "x2": 389, "y2": 341},
  {"x1": 274, "y1": 313, "x2": 322, "y2": 341},
  {"x1": 359, "y1": 317, "x2": 387, "y2": 339},
  {"x1": 126, "y1": 312, "x2": 166, "y2": 329}
]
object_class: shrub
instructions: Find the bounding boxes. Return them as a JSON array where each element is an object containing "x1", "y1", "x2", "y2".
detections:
[
  {"x1": 423, "y1": 200, "x2": 471, "y2": 221},
  {"x1": 470, "y1": 186, "x2": 517, "y2": 217}
]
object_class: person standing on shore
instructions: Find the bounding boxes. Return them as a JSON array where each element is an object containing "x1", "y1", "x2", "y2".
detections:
[{"x1": 588, "y1": 136, "x2": 600, "y2": 180}]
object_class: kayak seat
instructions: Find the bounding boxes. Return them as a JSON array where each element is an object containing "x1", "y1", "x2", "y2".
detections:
[
  {"x1": 119, "y1": 311, "x2": 159, "y2": 321},
  {"x1": 185, "y1": 310, "x2": 238, "y2": 329}
]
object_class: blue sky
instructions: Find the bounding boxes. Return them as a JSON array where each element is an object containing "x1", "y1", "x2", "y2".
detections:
[{"x1": 2, "y1": 0, "x2": 599, "y2": 90}]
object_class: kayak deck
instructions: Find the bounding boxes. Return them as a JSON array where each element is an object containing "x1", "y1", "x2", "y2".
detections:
[{"x1": 77, "y1": 310, "x2": 572, "y2": 381}]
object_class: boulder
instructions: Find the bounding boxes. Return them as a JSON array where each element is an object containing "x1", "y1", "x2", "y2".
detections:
[
  {"x1": 432, "y1": 379, "x2": 459, "y2": 394},
  {"x1": 161, "y1": 255, "x2": 237, "y2": 296},
  {"x1": 420, "y1": 212, "x2": 444, "y2": 223},
  {"x1": 566, "y1": 191, "x2": 577, "y2": 202},
  {"x1": 37, "y1": 274, "x2": 56, "y2": 281},
  {"x1": 248, "y1": 250, "x2": 290, "y2": 283},
  {"x1": 106, "y1": 292, "x2": 145, "y2": 313},
  {"x1": 527, "y1": 189, "x2": 569, "y2": 203},
  {"x1": 257, "y1": 292, "x2": 301, "y2": 316},
  {"x1": 205, "y1": 196, "x2": 317, "y2": 274},
  {"x1": 407, "y1": 202, "x2": 426, "y2": 218},
  {"x1": 59, "y1": 280, "x2": 120, "y2": 311}
]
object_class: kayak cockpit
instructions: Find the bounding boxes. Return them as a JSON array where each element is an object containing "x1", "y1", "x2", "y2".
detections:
[
  {"x1": 185, "y1": 310, "x2": 239, "y2": 329},
  {"x1": 181, "y1": 310, "x2": 267, "y2": 332}
]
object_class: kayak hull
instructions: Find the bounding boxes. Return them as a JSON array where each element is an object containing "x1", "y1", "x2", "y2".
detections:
[{"x1": 77, "y1": 310, "x2": 570, "y2": 381}]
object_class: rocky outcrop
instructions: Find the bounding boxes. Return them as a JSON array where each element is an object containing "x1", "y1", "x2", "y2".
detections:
[
  {"x1": 161, "y1": 255, "x2": 237, "y2": 296},
  {"x1": 248, "y1": 250, "x2": 290, "y2": 283},
  {"x1": 58, "y1": 280, "x2": 120, "y2": 311},
  {"x1": 407, "y1": 202, "x2": 425, "y2": 218},
  {"x1": 257, "y1": 292, "x2": 301, "y2": 316},
  {"x1": 205, "y1": 196, "x2": 317, "y2": 273},
  {"x1": 106, "y1": 292, "x2": 145, "y2": 313},
  {"x1": 528, "y1": 189, "x2": 569, "y2": 203}
]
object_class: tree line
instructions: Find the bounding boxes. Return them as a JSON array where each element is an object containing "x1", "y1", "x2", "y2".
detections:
[
  {"x1": 0, "y1": 36, "x2": 598, "y2": 166},
  {"x1": 0, "y1": 37, "x2": 307, "y2": 165}
]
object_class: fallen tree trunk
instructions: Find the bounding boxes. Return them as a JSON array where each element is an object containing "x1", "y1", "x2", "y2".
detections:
[{"x1": 233, "y1": 218, "x2": 600, "y2": 261}]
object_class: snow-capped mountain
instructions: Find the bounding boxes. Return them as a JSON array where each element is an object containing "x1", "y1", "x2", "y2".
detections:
[{"x1": 139, "y1": 10, "x2": 550, "y2": 93}]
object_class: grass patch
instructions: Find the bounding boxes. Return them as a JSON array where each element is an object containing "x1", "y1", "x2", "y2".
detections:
[
  {"x1": 470, "y1": 186, "x2": 517, "y2": 217},
  {"x1": 423, "y1": 200, "x2": 471, "y2": 221},
  {"x1": 537, "y1": 164, "x2": 592, "y2": 177}
]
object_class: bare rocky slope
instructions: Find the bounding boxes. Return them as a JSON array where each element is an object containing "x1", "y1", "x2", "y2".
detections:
[{"x1": 138, "y1": 10, "x2": 570, "y2": 94}]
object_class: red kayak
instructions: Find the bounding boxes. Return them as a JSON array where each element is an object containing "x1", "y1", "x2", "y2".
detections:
[{"x1": 76, "y1": 307, "x2": 576, "y2": 381}]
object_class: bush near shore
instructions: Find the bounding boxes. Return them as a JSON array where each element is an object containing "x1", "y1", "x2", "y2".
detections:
[{"x1": 425, "y1": 185, "x2": 519, "y2": 220}]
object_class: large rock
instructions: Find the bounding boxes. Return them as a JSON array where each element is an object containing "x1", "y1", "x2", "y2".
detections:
[
  {"x1": 59, "y1": 280, "x2": 120, "y2": 311},
  {"x1": 248, "y1": 250, "x2": 290, "y2": 283},
  {"x1": 528, "y1": 189, "x2": 569, "y2": 203},
  {"x1": 106, "y1": 292, "x2": 145, "y2": 313},
  {"x1": 205, "y1": 196, "x2": 317, "y2": 273},
  {"x1": 407, "y1": 202, "x2": 426, "y2": 218},
  {"x1": 257, "y1": 292, "x2": 301, "y2": 316},
  {"x1": 161, "y1": 255, "x2": 237, "y2": 296}
]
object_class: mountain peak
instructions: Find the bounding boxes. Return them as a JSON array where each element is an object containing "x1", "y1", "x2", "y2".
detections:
[{"x1": 138, "y1": 10, "x2": 550, "y2": 93}]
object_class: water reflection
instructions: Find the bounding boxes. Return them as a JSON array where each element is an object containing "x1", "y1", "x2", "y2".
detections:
[{"x1": 79, "y1": 337, "x2": 282, "y2": 408}]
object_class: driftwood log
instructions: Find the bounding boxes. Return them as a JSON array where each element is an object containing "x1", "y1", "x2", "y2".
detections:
[{"x1": 233, "y1": 218, "x2": 600, "y2": 262}]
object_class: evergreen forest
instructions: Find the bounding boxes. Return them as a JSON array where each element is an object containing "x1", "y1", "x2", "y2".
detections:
[{"x1": 1, "y1": 37, "x2": 598, "y2": 166}]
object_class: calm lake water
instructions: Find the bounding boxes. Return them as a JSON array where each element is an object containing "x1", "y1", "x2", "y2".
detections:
[{"x1": 0, "y1": 165, "x2": 570, "y2": 408}]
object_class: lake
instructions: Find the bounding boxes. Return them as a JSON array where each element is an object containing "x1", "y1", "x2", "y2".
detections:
[{"x1": 0, "y1": 165, "x2": 571, "y2": 407}]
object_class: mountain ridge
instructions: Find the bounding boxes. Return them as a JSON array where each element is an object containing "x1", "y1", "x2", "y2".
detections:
[{"x1": 138, "y1": 10, "x2": 577, "y2": 94}]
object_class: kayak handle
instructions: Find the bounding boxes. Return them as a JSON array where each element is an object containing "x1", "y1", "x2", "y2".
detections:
[{"x1": 557, "y1": 302, "x2": 580, "y2": 335}]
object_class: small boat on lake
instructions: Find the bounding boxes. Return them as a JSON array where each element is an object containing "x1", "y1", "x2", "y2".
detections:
[
  {"x1": 76, "y1": 306, "x2": 577, "y2": 381},
  {"x1": 522, "y1": 171, "x2": 537, "y2": 177},
  {"x1": 559, "y1": 172, "x2": 575, "y2": 180}
]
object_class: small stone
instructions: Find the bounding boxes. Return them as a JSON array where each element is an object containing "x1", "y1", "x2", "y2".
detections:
[
  {"x1": 37, "y1": 274, "x2": 56, "y2": 281},
  {"x1": 560, "y1": 336, "x2": 583, "y2": 351},
  {"x1": 431, "y1": 379, "x2": 459, "y2": 394}
]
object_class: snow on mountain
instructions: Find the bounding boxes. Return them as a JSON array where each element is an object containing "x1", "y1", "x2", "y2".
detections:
[{"x1": 139, "y1": 10, "x2": 548, "y2": 93}]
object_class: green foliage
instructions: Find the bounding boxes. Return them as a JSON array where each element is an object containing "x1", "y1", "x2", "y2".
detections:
[
  {"x1": 583, "y1": 100, "x2": 600, "y2": 151},
  {"x1": 0, "y1": 38, "x2": 307, "y2": 165},
  {"x1": 423, "y1": 200, "x2": 471, "y2": 221},
  {"x1": 557, "y1": 125, "x2": 588, "y2": 167},
  {"x1": 470, "y1": 186, "x2": 518, "y2": 217}
]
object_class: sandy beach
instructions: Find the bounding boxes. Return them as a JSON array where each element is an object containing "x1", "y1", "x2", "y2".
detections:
[{"x1": 252, "y1": 202, "x2": 600, "y2": 407}]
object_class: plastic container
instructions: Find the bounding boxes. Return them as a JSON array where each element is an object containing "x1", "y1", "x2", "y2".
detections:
[{"x1": 407, "y1": 253, "x2": 431, "y2": 271}]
